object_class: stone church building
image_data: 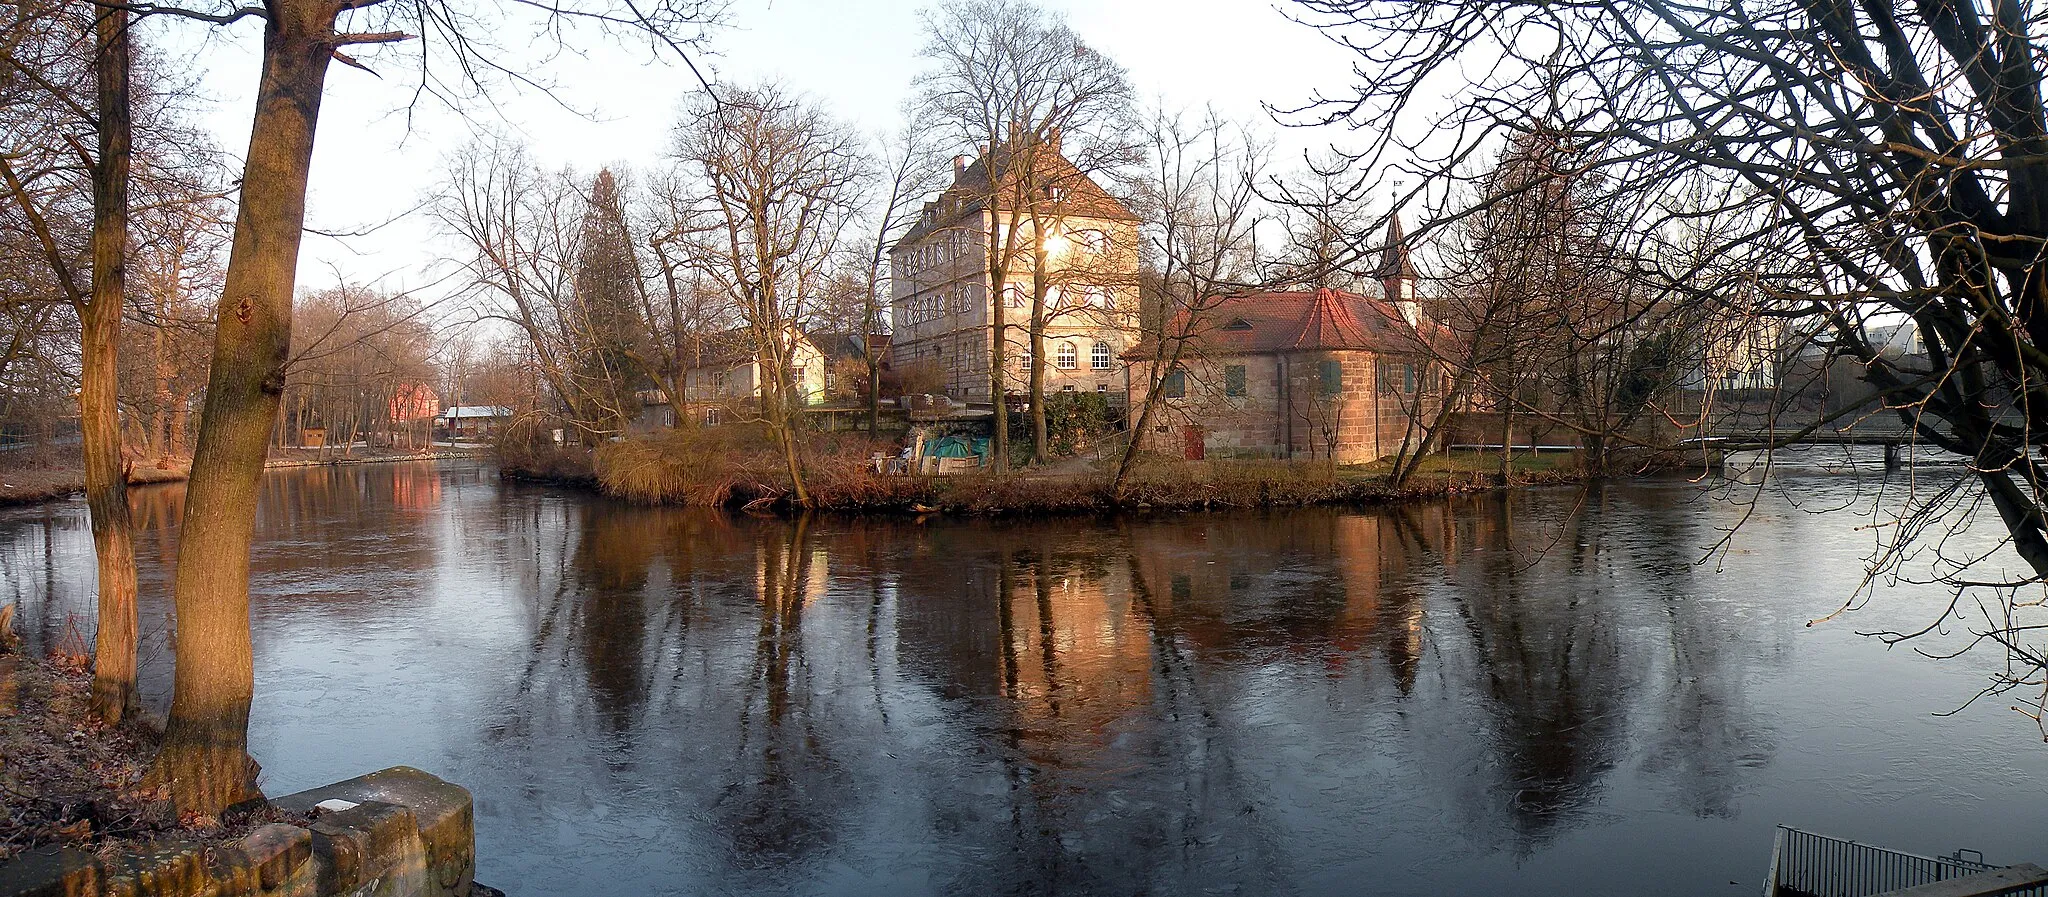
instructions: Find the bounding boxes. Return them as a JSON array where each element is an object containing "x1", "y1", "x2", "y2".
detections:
[{"x1": 1125, "y1": 219, "x2": 1447, "y2": 462}]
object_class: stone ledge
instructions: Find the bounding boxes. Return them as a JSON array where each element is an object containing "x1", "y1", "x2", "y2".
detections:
[{"x1": 0, "y1": 767, "x2": 479, "y2": 897}]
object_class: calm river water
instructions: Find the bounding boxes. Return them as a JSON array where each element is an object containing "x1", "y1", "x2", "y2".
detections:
[{"x1": 1, "y1": 460, "x2": 2044, "y2": 896}]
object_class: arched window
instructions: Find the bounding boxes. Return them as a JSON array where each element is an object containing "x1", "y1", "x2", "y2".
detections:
[
  {"x1": 1057, "y1": 343, "x2": 1078, "y2": 369},
  {"x1": 1091, "y1": 341, "x2": 1112, "y2": 370}
]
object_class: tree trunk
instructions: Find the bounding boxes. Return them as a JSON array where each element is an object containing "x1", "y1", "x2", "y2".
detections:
[
  {"x1": 766, "y1": 358, "x2": 810, "y2": 507},
  {"x1": 84, "y1": 3, "x2": 138, "y2": 725},
  {"x1": 1498, "y1": 399, "x2": 1514, "y2": 486},
  {"x1": 148, "y1": 4, "x2": 335, "y2": 816},
  {"x1": 1028, "y1": 252, "x2": 1049, "y2": 464},
  {"x1": 866, "y1": 351, "x2": 881, "y2": 437},
  {"x1": 987, "y1": 215, "x2": 1009, "y2": 471}
]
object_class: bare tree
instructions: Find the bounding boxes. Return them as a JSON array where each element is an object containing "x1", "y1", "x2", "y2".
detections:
[
  {"x1": 915, "y1": 0, "x2": 1136, "y2": 467},
  {"x1": 1113, "y1": 107, "x2": 1270, "y2": 497},
  {"x1": 666, "y1": 83, "x2": 867, "y2": 506},
  {"x1": 103, "y1": 0, "x2": 721, "y2": 814},
  {"x1": 1289, "y1": 0, "x2": 2048, "y2": 698},
  {"x1": 851, "y1": 115, "x2": 947, "y2": 435},
  {"x1": 0, "y1": 0, "x2": 145, "y2": 723},
  {"x1": 439, "y1": 142, "x2": 595, "y2": 438}
]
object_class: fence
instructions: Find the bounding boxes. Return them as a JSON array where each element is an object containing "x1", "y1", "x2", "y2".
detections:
[{"x1": 1764, "y1": 826, "x2": 2048, "y2": 897}]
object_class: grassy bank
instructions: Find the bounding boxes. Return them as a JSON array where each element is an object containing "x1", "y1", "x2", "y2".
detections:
[
  {"x1": 503, "y1": 430, "x2": 1584, "y2": 515},
  {"x1": 0, "y1": 458, "x2": 191, "y2": 506}
]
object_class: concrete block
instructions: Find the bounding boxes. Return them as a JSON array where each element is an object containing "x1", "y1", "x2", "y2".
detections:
[
  {"x1": 2, "y1": 767, "x2": 476, "y2": 897},
  {"x1": 302, "y1": 801, "x2": 424, "y2": 897},
  {"x1": 272, "y1": 768, "x2": 473, "y2": 897}
]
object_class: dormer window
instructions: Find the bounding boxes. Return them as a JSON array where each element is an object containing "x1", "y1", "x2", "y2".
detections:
[{"x1": 1222, "y1": 318, "x2": 1253, "y2": 331}]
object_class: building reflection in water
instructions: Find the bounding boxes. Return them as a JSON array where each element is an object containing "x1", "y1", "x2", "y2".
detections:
[{"x1": 0, "y1": 463, "x2": 1810, "y2": 896}]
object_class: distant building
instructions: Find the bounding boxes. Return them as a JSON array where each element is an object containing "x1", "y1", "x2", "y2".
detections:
[
  {"x1": 889, "y1": 131, "x2": 1141, "y2": 401},
  {"x1": 388, "y1": 382, "x2": 441, "y2": 424},
  {"x1": 441, "y1": 405, "x2": 513, "y2": 438},
  {"x1": 675, "y1": 328, "x2": 884, "y2": 426}
]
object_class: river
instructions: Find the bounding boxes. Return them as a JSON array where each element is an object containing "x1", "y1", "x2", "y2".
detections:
[{"x1": 0, "y1": 460, "x2": 2043, "y2": 896}]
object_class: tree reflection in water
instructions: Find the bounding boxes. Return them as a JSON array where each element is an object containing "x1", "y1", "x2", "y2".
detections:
[{"x1": 3, "y1": 464, "x2": 1930, "y2": 897}]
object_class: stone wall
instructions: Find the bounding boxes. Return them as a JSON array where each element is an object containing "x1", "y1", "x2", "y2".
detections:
[
  {"x1": 2, "y1": 767, "x2": 485, "y2": 897},
  {"x1": 1130, "y1": 350, "x2": 1442, "y2": 462}
]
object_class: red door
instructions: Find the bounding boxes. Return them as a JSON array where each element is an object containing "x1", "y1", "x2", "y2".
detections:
[{"x1": 1183, "y1": 425, "x2": 1206, "y2": 461}]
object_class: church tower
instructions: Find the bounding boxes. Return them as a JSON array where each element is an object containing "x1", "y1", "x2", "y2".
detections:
[{"x1": 1376, "y1": 214, "x2": 1420, "y2": 327}]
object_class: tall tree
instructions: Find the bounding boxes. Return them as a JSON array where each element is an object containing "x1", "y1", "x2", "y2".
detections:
[
  {"x1": 852, "y1": 116, "x2": 947, "y2": 435},
  {"x1": 569, "y1": 168, "x2": 647, "y2": 441},
  {"x1": 80, "y1": 0, "x2": 138, "y2": 723},
  {"x1": 127, "y1": 0, "x2": 719, "y2": 815},
  {"x1": 667, "y1": 83, "x2": 867, "y2": 506},
  {"x1": 916, "y1": 0, "x2": 1136, "y2": 467},
  {"x1": 0, "y1": 0, "x2": 143, "y2": 724}
]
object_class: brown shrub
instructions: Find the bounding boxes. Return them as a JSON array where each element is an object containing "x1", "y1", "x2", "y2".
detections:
[{"x1": 495, "y1": 418, "x2": 596, "y2": 485}]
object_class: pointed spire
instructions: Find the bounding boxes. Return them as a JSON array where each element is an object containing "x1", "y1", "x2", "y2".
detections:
[{"x1": 1375, "y1": 214, "x2": 1418, "y2": 282}]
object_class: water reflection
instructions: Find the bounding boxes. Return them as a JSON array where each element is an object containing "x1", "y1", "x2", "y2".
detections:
[{"x1": 0, "y1": 463, "x2": 2043, "y2": 896}]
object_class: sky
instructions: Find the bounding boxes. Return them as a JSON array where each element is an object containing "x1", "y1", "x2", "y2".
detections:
[{"x1": 151, "y1": 0, "x2": 1368, "y2": 303}]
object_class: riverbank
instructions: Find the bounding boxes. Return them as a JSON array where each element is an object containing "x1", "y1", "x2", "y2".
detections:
[
  {"x1": 0, "y1": 449, "x2": 485, "y2": 507},
  {"x1": 0, "y1": 650, "x2": 307, "y2": 864},
  {"x1": 507, "y1": 432, "x2": 1586, "y2": 514},
  {"x1": 0, "y1": 461, "x2": 191, "y2": 506}
]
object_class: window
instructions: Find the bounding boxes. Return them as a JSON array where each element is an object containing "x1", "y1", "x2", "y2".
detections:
[
  {"x1": 1225, "y1": 365, "x2": 1247, "y2": 397},
  {"x1": 705, "y1": 407, "x2": 722, "y2": 426},
  {"x1": 1091, "y1": 342, "x2": 1112, "y2": 370},
  {"x1": 1318, "y1": 359, "x2": 1342, "y2": 396},
  {"x1": 1057, "y1": 342, "x2": 1077, "y2": 369},
  {"x1": 1379, "y1": 361, "x2": 1417, "y2": 394},
  {"x1": 1161, "y1": 366, "x2": 1187, "y2": 398},
  {"x1": 1222, "y1": 317, "x2": 1253, "y2": 331}
]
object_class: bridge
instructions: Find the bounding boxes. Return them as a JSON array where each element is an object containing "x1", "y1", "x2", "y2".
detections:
[{"x1": 1688, "y1": 417, "x2": 1933, "y2": 469}]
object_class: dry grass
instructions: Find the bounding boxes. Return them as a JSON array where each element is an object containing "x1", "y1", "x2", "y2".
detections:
[
  {"x1": 586, "y1": 434, "x2": 1582, "y2": 514},
  {"x1": 594, "y1": 427, "x2": 918, "y2": 508},
  {"x1": 0, "y1": 456, "x2": 192, "y2": 506}
]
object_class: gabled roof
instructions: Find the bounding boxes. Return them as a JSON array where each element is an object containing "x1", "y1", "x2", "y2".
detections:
[
  {"x1": 444, "y1": 405, "x2": 513, "y2": 419},
  {"x1": 1125, "y1": 288, "x2": 1434, "y2": 359},
  {"x1": 893, "y1": 134, "x2": 1138, "y2": 250}
]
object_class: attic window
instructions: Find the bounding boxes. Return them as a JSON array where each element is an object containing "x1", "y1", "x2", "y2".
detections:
[{"x1": 1222, "y1": 318, "x2": 1253, "y2": 331}]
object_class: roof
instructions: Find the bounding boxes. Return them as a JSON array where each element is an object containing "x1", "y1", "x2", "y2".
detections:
[
  {"x1": 805, "y1": 331, "x2": 891, "y2": 364},
  {"x1": 444, "y1": 405, "x2": 513, "y2": 419},
  {"x1": 1374, "y1": 214, "x2": 1419, "y2": 282},
  {"x1": 1124, "y1": 288, "x2": 1435, "y2": 359},
  {"x1": 893, "y1": 133, "x2": 1138, "y2": 250}
]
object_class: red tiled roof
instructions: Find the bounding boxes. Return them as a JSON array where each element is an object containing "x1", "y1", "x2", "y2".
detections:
[{"x1": 1126, "y1": 288, "x2": 1433, "y2": 359}]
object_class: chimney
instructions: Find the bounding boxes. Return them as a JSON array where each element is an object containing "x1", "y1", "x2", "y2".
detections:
[{"x1": 954, "y1": 154, "x2": 969, "y2": 178}]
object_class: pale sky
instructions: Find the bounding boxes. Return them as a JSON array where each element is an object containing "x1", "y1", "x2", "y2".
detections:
[{"x1": 153, "y1": 0, "x2": 1368, "y2": 303}]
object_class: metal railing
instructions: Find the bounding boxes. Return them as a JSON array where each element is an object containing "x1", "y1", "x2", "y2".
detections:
[{"x1": 1762, "y1": 826, "x2": 2048, "y2": 897}]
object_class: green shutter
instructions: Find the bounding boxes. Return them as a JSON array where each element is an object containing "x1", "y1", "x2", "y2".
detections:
[
  {"x1": 1318, "y1": 359, "x2": 1342, "y2": 396},
  {"x1": 1225, "y1": 365, "x2": 1247, "y2": 397}
]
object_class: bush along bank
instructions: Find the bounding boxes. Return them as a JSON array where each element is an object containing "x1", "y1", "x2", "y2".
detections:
[{"x1": 504, "y1": 430, "x2": 1587, "y2": 515}]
